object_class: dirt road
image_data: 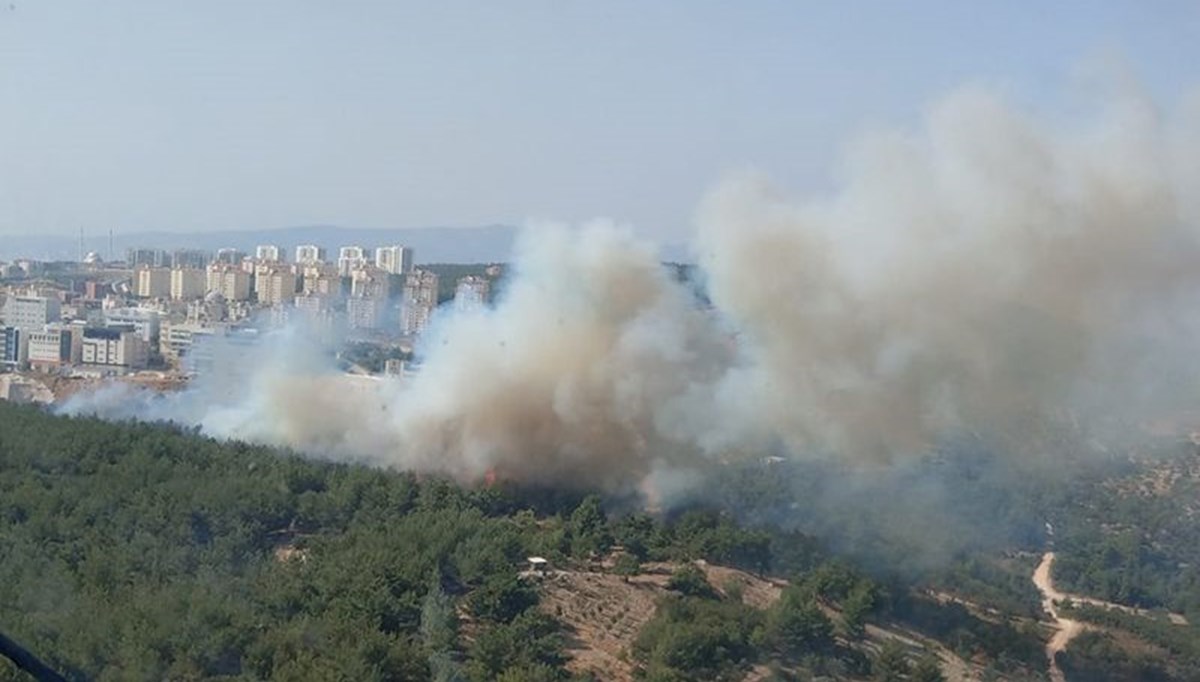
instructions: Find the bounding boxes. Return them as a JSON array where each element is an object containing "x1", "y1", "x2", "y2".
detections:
[{"x1": 1032, "y1": 552, "x2": 1082, "y2": 682}]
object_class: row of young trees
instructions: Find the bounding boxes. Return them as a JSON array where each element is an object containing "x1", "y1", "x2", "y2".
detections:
[{"x1": 633, "y1": 562, "x2": 949, "y2": 682}]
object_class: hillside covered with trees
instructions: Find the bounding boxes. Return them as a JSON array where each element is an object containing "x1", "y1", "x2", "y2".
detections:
[
  {"x1": 0, "y1": 402, "x2": 902, "y2": 681},
  {"x1": 3, "y1": 401, "x2": 1196, "y2": 681}
]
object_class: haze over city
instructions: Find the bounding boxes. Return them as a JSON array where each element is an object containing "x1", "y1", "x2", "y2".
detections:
[{"x1": 2, "y1": 1, "x2": 1197, "y2": 241}]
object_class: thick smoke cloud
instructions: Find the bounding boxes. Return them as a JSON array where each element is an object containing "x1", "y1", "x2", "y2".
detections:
[
  {"x1": 696, "y1": 84, "x2": 1200, "y2": 461},
  {"x1": 364, "y1": 223, "x2": 734, "y2": 488},
  {"x1": 65, "y1": 223, "x2": 736, "y2": 491},
  {"x1": 63, "y1": 81, "x2": 1200, "y2": 496}
]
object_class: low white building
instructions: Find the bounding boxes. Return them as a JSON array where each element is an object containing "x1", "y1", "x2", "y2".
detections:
[
  {"x1": 2, "y1": 294, "x2": 61, "y2": 331},
  {"x1": 80, "y1": 327, "x2": 148, "y2": 369},
  {"x1": 26, "y1": 325, "x2": 81, "y2": 368},
  {"x1": 104, "y1": 307, "x2": 161, "y2": 346},
  {"x1": 160, "y1": 322, "x2": 219, "y2": 361}
]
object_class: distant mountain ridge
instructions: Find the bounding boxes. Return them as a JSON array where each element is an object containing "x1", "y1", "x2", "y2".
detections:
[{"x1": 0, "y1": 224, "x2": 519, "y2": 264}]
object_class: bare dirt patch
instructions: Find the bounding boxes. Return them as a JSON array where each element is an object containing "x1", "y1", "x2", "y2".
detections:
[{"x1": 536, "y1": 570, "x2": 663, "y2": 681}]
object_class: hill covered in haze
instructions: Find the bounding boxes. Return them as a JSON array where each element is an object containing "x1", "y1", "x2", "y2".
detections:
[{"x1": 0, "y1": 224, "x2": 518, "y2": 264}]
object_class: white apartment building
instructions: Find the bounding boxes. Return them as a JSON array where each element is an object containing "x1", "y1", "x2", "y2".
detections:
[
  {"x1": 215, "y1": 248, "x2": 246, "y2": 265},
  {"x1": 127, "y1": 248, "x2": 168, "y2": 267},
  {"x1": 299, "y1": 263, "x2": 342, "y2": 298},
  {"x1": 305, "y1": 274, "x2": 343, "y2": 299},
  {"x1": 337, "y1": 246, "x2": 368, "y2": 277},
  {"x1": 206, "y1": 265, "x2": 252, "y2": 301},
  {"x1": 454, "y1": 276, "x2": 490, "y2": 313},
  {"x1": 255, "y1": 244, "x2": 284, "y2": 262},
  {"x1": 255, "y1": 268, "x2": 298, "y2": 306},
  {"x1": 293, "y1": 292, "x2": 329, "y2": 315},
  {"x1": 186, "y1": 295, "x2": 228, "y2": 324},
  {"x1": 401, "y1": 269, "x2": 439, "y2": 335},
  {"x1": 294, "y1": 244, "x2": 327, "y2": 264},
  {"x1": 347, "y1": 296, "x2": 386, "y2": 330},
  {"x1": 350, "y1": 265, "x2": 391, "y2": 299},
  {"x1": 135, "y1": 267, "x2": 171, "y2": 298},
  {"x1": 171, "y1": 249, "x2": 210, "y2": 269},
  {"x1": 170, "y1": 268, "x2": 207, "y2": 301},
  {"x1": 374, "y1": 245, "x2": 413, "y2": 275}
]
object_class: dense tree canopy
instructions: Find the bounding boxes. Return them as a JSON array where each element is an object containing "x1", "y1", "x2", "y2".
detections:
[
  {"x1": 3, "y1": 398, "x2": 1186, "y2": 680},
  {"x1": 0, "y1": 403, "x2": 831, "y2": 681}
]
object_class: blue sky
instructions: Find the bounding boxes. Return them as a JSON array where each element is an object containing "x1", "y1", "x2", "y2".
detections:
[{"x1": 1, "y1": 1, "x2": 1196, "y2": 239}]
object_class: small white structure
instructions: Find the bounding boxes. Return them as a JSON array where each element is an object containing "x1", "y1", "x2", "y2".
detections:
[{"x1": 527, "y1": 557, "x2": 549, "y2": 574}]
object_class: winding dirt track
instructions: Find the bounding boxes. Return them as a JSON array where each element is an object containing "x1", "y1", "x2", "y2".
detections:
[
  {"x1": 1032, "y1": 549, "x2": 1191, "y2": 682},
  {"x1": 1032, "y1": 552, "x2": 1083, "y2": 682}
]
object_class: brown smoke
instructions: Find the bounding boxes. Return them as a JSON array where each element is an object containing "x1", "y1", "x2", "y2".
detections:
[
  {"x1": 63, "y1": 80, "x2": 1200, "y2": 493},
  {"x1": 181, "y1": 222, "x2": 735, "y2": 490}
]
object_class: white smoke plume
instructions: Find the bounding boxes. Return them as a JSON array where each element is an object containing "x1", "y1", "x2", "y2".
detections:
[
  {"x1": 697, "y1": 83, "x2": 1200, "y2": 461},
  {"x1": 65, "y1": 222, "x2": 736, "y2": 490},
  {"x1": 62, "y1": 80, "x2": 1200, "y2": 493},
  {"x1": 302, "y1": 222, "x2": 733, "y2": 488}
]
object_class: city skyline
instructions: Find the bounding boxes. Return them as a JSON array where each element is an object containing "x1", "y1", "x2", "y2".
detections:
[{"x1": 0, "y1": 223, "x2": 518, "y2": 264}]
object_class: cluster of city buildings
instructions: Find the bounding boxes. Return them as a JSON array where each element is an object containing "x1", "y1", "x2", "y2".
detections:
[{"x1": 0, "y1": 243, "x2": 498, "y2": 377}]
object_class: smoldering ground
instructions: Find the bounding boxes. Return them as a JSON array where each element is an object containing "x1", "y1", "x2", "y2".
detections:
[{"x1": 63, "y1": 80, "x2": 1200, "y2": 541}]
